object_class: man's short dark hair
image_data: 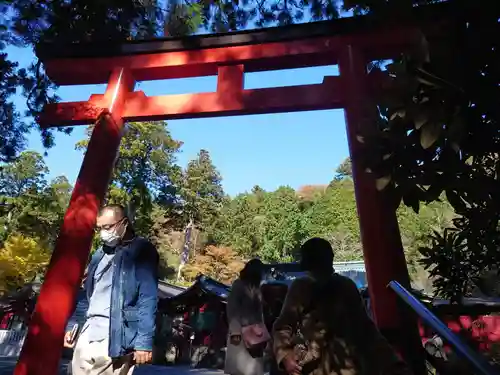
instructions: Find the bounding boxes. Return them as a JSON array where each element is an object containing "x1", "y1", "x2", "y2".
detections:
[
  {"x1": 100, "y1": 204, "x2": 127, "y2": 220},
  {"x1": 300, "y1": 237, "x2": 334, "y2": 274}
]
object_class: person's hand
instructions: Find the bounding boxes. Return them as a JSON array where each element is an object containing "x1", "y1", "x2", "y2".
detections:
[
  {"x1": 282, "y1": 353, "x2": 302, "y2": 375},
  {"x1": 133, "y1": 350, "x2": 152, "y2": 364},
  {"x1": 230, "y1": 334, "x2": 241, "y2": 345},
  {"x1": 63, "y1": 331, "x2": 75, "y2": 348}
]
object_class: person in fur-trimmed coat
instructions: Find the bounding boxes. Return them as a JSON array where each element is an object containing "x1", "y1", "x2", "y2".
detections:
[
  {"x1": 273, "y1": 238, "x2": 411, "y2": 375},
  {"x1": 225, "y1": 259, "x2": 266, "y2": 375}
]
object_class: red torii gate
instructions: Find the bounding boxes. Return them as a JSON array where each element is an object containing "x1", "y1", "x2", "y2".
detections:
[{"x1": 14, "y1": 10, "x2": 438, "y2": 375}]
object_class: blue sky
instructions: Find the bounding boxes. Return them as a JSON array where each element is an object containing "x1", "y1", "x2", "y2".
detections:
[{"x1": 8, "y1": 45, "x2": 349, "y2": 196}]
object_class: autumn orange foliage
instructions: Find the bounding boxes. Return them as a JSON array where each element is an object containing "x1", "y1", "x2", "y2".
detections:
[
  {"x1": 181, "y1": 245, "x2": 245, "y2": 284},
  {"x1": 296, "y1": 185, "x2": 328, "y2": 201}
]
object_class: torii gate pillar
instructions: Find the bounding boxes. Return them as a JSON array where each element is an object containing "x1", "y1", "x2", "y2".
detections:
[
  {"x1": 14, "y1": 67, "x2": 135, "y2": 375},
  {"x1": 340, "y1": 45, "x2": 425, "y2": 373}
]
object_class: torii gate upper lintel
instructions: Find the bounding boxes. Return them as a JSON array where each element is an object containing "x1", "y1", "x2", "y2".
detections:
[
  {"x1": 38, "y1": 25, "x2": 416, "y2": 127},
  {"x1": 17, "y1": 12, "x2": 437, "y2": 375}
]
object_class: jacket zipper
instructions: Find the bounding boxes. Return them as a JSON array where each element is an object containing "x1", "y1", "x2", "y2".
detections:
[{"x1": 119, "y1": 256, "x2": 125, "y2": 352}]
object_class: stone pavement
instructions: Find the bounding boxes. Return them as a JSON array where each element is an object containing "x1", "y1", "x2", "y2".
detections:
[{"x1": 0, "y1": 358, "x2": 224, "y2": 375}]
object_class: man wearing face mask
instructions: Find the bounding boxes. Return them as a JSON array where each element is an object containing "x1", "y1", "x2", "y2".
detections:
[{"x1": 64, "y1": 204, "x2": 159, "y2": 375}]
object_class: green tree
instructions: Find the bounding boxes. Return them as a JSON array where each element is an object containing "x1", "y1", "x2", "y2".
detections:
[
  {"x1": 179, "y1": 149, "x2": 225, "y2": 230},
  {"x1": 397, "y1": 200, "x2": 454, "y2": 273},
  {"x1": 207, "y1": 185, "x2": 309, "y2": 262},
  {"x1": 47, "y1": 176, "x2": 72, "y2": 210},
  {"x1": 0, "y1": 151, "x2": 48, "y2": 197},
  {"x1": 207, "y1": 192, "x2": 264, "y2": 257},
  {"x1": 0, "y1": 0, "x2": 159, "y2": 163},
  {"x1": 0, "y1": 49, "x2": 29, "y2": 162},
  {"x1": 203, "y1": 157, "x2": 455, "y2": 275},
  {"x1": 149, "y1": 204, "x2": 181, "y2": 281},
  {"x1": 258, "y1": 186, "x2": 306, "y2": 262},
  {"x1": 76, "y1": 121, "x2": 182, "y2": 235},
  {"x1": 0, "y1": 151, "x2": 72, "y2": 293},
  {"x1": 304, "y1": 179, "x2": 361, "y2": 261},
  {"x1": 334, "y1": 157, "x2": 352, "y2": 180},
  {"x1": 0, "y1": 147, "x2": 455, "y2": 290},
  {"x1": 0, "y1": 151, "x2": 71, "y2": 244}
]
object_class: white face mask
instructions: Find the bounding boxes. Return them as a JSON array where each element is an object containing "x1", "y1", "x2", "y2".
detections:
[{"x1": 100, "y1": 229, "x2": 121, "y2": 247}]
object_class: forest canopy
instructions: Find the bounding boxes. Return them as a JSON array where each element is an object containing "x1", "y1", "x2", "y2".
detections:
[{"x1": 0, "y1": 120, "x2": 453, "y2": 294}]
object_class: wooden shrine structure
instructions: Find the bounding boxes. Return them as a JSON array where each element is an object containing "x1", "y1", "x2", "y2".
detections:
[{"x1": 13, "y1": 2, "x2": 461, "y2": 375}]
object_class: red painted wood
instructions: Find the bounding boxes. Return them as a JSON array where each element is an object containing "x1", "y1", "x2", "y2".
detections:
[
  {"x1": 217, "y1": 65, "x2": 244, "y2": 101},
  {"x1": 339, "y1": 45, "x2": 407, "y2": 329},
  {"x1": 38, "y1": 94, "x2": 107, "y2": 127},
  {"x1": 39, "y1": 77, "x2": 343, "y2": 127},
  {"x1": 13, "y1": 68, "x2": 135, "y2": 375},
  {"x1": 0, "y1": 312, "x2": 13, "y2": 329},
  {"x1": 339, "y1": 45, "x2": 425, "y2": 373},
  {"x1": 42, "y1": 27, "x2": 418, "y2": 85}
]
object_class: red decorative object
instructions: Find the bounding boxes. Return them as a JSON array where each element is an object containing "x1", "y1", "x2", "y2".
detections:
[{"x1": 0, "y1": 312, "x2": 13, "y2": 329}]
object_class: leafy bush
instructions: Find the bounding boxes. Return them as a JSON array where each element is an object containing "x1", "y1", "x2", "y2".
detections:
[{"x1": 0, "y1": 234, "x2": 50, "y2": 295}]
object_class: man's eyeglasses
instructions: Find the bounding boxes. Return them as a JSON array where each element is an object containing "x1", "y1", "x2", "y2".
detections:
[{"x1": 96, "y1": 217, "x2": 125, "y2": 231}]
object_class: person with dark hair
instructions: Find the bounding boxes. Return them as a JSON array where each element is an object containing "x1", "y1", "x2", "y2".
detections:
[
  {"x1": 225, "y1": 259, "x2": 269, "y2": 375},
  {"x1": 272, "y1": 238, "x2": 411, "y2": 375},
  {"x1": 64, "y1": 204, "x2": 159, "y2": 375}
]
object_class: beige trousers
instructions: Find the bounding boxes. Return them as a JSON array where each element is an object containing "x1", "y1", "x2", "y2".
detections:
[{"x1": 72, "y1": 329, "x2": 134, "y2": 375}]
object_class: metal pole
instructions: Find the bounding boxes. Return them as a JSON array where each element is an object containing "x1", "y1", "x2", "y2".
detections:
[{"x1": 389, "y1": 281, "x2": 498, "y2": 375}]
